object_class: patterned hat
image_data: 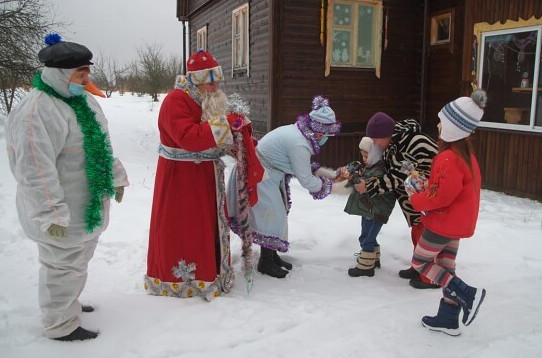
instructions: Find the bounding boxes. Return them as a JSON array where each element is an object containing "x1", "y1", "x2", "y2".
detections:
[
  {"x1": 308, "y1": 95, "x2": 341, "y2": 135},
  {"x1": 186, "y1": 49, "x2": 224, "y2": 86},
  {"x1": 438, "y1": 90, "x2": 487, "y2": 142},
  {"x1": 38, "y1": 33, "x2": 93, "y2": 69}
]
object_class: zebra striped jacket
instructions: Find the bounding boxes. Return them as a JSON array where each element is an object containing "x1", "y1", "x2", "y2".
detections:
[{"x1": 365, "y1": 118, "x2": 438, "y2": 227}]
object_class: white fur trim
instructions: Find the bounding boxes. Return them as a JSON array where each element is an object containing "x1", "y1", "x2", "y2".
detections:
[
  {"x1": 314, "y1": 167, "x2": 338, "y2": 179},
  {"x1": 331, "y1": 180, "x2": 353, "y2": 195}
]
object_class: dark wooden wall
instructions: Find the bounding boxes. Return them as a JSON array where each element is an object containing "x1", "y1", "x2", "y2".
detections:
[
  {"x1": 423, "y1": 0, "x2": 464, "y2": 139},
  {"x1": 187, "y1": 0, "x2": 271, "y2": 135},
  {"x1": 472, "y1": 130, "x2": 542, "y2": 200},
  {"x1": 272, "y1": 0, "x2": 425, "y2": 167},
  {"x1": 460, "y1": 0, "x2": 542, "y2": 200}
]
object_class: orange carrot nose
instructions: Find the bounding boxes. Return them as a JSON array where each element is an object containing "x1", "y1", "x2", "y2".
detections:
[{"x1": 85, "y1": 81, "x2": 106, "y2": 98}]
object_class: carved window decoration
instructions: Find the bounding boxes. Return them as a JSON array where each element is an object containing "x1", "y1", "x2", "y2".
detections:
[
  {"x1": 232, "y1": 3, "x2": 250, "y2": 76},
  {"x1": 325, "y1": 0, "x2": 383, "y2": 78},
  {"x1": 475, "y1": 18, "x2": 542, "y2": 132},
  {"x1": 197, "y1": 25, "x2": 207, "y2": 51}
]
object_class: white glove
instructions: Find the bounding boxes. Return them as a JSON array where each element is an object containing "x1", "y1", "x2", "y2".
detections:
[{"x1": 331, "y1": 180, "x2": 353, "y2": 195}]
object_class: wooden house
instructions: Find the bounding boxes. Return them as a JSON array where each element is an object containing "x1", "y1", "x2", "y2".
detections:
[{"x1": 176, "y1": 0, "x2": 542, "y2": 200}]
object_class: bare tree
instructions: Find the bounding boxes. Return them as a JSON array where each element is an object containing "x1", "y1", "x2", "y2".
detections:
[
  {"x1": 0, "y1": 0, "x2": 58, "y2": 114},
  {"x1": 137, "y1": 44, "x2": 170, "y2": 102},
  {"x1": 92, "y1": 52, "x2": 127, "y2": 98},
  {"x1": 125, "y1": 61, "x2": 145, "y2": 97}
]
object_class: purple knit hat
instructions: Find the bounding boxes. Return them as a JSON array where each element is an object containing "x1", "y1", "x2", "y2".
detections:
[{"x1": 366, "y1": 112, "x2": 396, "y2": 138}]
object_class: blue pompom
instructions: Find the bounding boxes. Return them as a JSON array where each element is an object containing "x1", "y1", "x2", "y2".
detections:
[{"x1": 44, "y1": 33, "x2": 62, "y2": 46}]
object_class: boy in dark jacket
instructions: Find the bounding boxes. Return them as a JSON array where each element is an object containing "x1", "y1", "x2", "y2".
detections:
[{"x1": 338, "y1": 137, "x2": 395, "y2": 277}]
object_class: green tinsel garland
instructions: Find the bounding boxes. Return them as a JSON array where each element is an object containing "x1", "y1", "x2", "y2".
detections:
[{"x1": 33, "y1": 71, "x2": 115, "y2": 233}]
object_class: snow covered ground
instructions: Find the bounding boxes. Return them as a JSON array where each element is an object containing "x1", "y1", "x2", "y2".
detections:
[{"x1": 1, "y1": 93, "x2": 541, "y2": 358}]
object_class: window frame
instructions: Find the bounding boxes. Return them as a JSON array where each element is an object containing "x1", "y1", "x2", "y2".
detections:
[
  {"x1": 475, "y1": 18, "x2": 542, "y2": 133},
  {"x1": 325, "y1": 0, "x2": 383, "y2": 78},
  {"x1": 231, "y1": 3, "x2": 250, "y2": 76}
]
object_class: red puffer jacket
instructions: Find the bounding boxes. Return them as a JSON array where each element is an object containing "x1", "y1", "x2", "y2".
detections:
[{"x1": 410, "y1": 149, "x2": 481, "y2": 239}]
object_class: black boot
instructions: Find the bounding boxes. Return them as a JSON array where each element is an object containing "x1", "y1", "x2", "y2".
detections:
[
  {"x1": 409, "y1": 276, "x2": 440, "y2": 289},
  {"x1": 273, "y1": 251, "x2": 293, "y2": 270},
  {"x1": 421, "y1": 298, "x2": 461, "y2": 336},
  {"x1": 348, "y1": 250, "x2": 376, "y2": 277},
  {"x1": 399, "y1": 266, "x2": 419, "y2": 279},
  {"x1": 258, "y1": 247, "x2": 288, "y2": 278},
  {"x1": 54, "y1": 327, "x2": 99, "y2": 341},
  {"x1": 444, "y1": 276, "x2": 486, "y2": 326},
  {"x1": 374, "y1": 245, "x2": 381, "y2": 269}
]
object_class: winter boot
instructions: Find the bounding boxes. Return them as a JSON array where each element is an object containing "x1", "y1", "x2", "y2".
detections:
[
  {"x1": 399, "y1": 266, "x2": 420, "y2": 280},
  {"x1": 444, "y1": 276, "x2": 486, "y2": 326},
  {"x1": 258, "y1": 247, "x2": 288, "y2": 278},
  {"x1": 409, "y1": 276, "x2": 440, "y2": 289},
  {"x1": 348, "y1": 250, "x2": 376, "y2": 277},
  {"x1": 54, "y1": 327, "x2": 99, "y2": 341},
  {"x1": 374, "y1": 245, "x2": 381, "y2": 269},
  {"x1": 82, "y1": 305, "x2": 94, "y2": 313},
  {"x1": 273, "y1": 250, "x2": 293, "y2": 270},
  {"x1": 421, "y1": 298, "x2": 461, "y2": 336}
]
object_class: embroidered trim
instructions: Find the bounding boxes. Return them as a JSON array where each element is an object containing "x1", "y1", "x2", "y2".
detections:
[
  {"x1": 187, "y1": 66, "x2": 224, "y2": 86},
  {"x1": 209, "y1": 114, "x2": 233, "y2": 146},
  {"x1": 144, "y1": 273, "x2": 233, "y2": 302},
  {"x1": 158, "y1": 143, "x2": 222, "y2": 163},
  {"x1": 174, "y1": 75, "x2": 201, "y2": 105}
]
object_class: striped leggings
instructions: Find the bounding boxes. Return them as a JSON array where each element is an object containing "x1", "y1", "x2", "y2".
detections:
[{"x1": 411, "y1": 228, "x2": 459, "y2": 288}]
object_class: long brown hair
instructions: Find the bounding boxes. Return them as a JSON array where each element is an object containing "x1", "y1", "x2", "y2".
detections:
[{"x1": 438, "y1": 138, "x2": 476, "y2": 177}]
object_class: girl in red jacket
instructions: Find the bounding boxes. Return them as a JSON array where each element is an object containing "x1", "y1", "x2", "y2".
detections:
[{"x1": 408, "y1": 90, "x2": 487, "y2": 336}]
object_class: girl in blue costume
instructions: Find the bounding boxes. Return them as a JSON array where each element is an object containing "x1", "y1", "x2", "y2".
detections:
[{"x1": 227, "y1": 96, "x2": 347, "y2": 278}]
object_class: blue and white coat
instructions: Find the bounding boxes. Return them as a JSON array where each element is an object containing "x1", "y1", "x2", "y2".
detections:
[{"x1": 227, "y1": 122, "x2": 332, "y2": 252}]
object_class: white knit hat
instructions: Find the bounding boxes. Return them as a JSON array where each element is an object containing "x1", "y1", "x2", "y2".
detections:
[
  {"x1": 438, "y1": 90, "x2": 487, "y2": 142},
  {"x1": 358, "y1": 136, "x2": 372, "y2": 152}
]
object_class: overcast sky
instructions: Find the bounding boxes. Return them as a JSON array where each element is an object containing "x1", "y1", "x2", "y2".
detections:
[{"x1": 48, "y1": 0, "x2": 186, "y2": 66}]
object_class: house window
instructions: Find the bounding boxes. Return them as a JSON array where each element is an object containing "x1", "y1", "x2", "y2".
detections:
[
  {"x1": 476, "y1": 23, "x2": 542, "y2": 132},
  {"x1": 197, "y1": 25, "x2": 207, "y2": 51},
  {"x1": 232, "y1": 3, "x2": 249, "y2": 76},
  {"x1": 325, "y1": 0, "x2": 383, "y2": 78}
]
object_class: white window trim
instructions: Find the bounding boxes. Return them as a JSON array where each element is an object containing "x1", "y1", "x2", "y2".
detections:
[
  {"x1": 325, "y1": 0, "x2": 383, "y2": 78},
  {"x1": 477, "y1": 24, "x2": 542, "y2": 133},
  {"x1": 231, "y1": 3, "x2": 250, "y2": 77},
  {"x1": 197, "y1": 25, "x2": 208, "y2": 51}
]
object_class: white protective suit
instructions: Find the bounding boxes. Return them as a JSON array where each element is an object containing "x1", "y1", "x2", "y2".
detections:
[{"x1": 5, "y1": 67, "x2": 129, "y2": 338}]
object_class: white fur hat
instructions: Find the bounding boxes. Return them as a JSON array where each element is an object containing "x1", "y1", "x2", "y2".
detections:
[{"x1": 438, "y1": 90, "x2": 487, "y2": 142}]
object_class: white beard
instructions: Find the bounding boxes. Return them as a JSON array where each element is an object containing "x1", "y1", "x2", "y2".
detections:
[{"x1": 200, "y1": 89, "x2": 228, "y2": 122}]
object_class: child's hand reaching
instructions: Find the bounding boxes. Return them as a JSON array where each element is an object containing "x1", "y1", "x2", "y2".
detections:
[{"x1": 335, "y1": 166, "x2": 352, "y2": 181}]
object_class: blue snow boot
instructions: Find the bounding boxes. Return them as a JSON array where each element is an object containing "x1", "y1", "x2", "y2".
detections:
[
  {"x1": 421, "y1": 299, "x2": 461, "y2": 336},
  {"x1": 444, "y1": 276, "x2": 486, "y2": 326}
]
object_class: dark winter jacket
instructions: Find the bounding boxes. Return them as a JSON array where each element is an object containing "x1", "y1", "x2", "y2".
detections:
[
  {"x1": 343, "y1": 160, "x2": 396, "y2": 223},
  {"x1": 365, "y1": 119, "x2": 438, "y2": 226}
]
